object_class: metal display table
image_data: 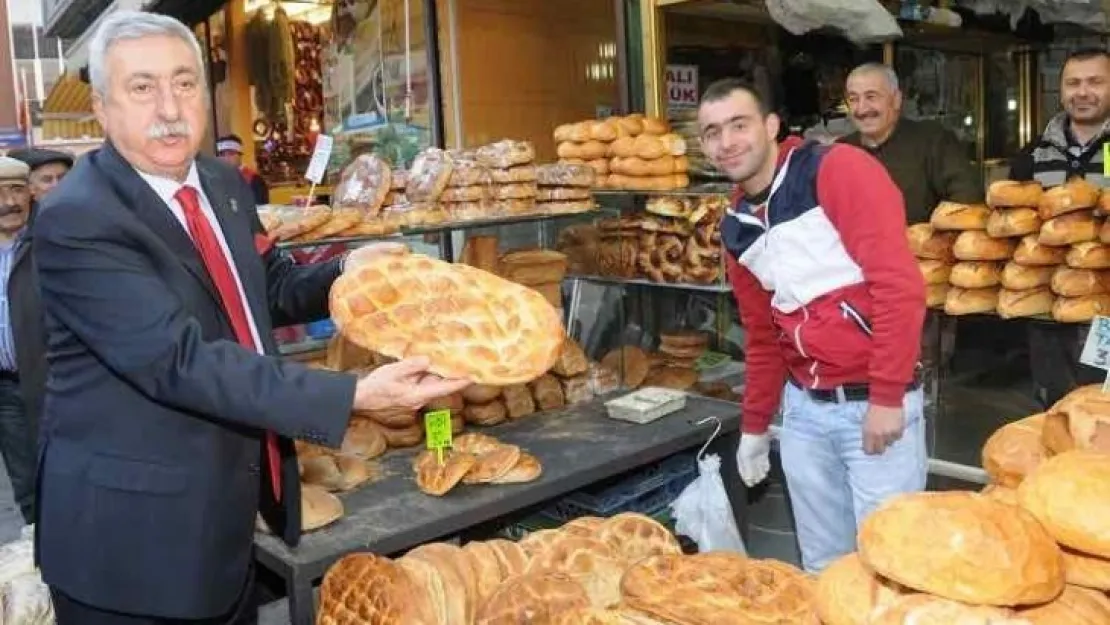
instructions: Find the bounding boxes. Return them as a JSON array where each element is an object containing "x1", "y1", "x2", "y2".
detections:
[{"x1": 254, "y1": 395, "x2": 745, "y2": 625}]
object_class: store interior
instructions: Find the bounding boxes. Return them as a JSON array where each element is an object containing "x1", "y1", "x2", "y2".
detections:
[{"x1": 109, "y1": 0, "x2": 1110, "y2": 620}]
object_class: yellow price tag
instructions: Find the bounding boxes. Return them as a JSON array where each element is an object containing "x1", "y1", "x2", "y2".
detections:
[
  {"x1": 424, "y1": 410, "x2": 453, "y2": 464},
  {"x1": 1104, "y1": 143, "x2": 1109, "y2": 177}
]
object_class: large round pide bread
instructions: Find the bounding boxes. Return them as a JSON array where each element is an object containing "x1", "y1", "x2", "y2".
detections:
[{"x1": 330, "y1": 250, "x2": 565, "y2": 385}]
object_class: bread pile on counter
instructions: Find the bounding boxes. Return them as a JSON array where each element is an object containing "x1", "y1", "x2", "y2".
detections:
[
  {"x1": 535, "y1": 163, "x2": 598, "y2": 215},
  {"x1": 498, "y1": 249, "x2": 569, "y2": 314},
  {"x1": 317, "y1": 512, "x2": 819, "y2": 624},
  {"x1": 911, "y1": 178, "x2": 1110, "y2": 322},
  {"x1": 553, "y1": 115, "x2": 690, "y2": 191},
  {"x1": 597, "y1": 337, "x2": 739, "y2": 401},
  {"x1": 811, "y1": 383, "x2": 1110, "y2": 624},
  {"x1": 413, "y1": 432, "x2": 542, "y2": 497},
  {"x1": 455, "y1": 338, "x2": 619, "y2": 427},
  {"x1": 260, "y1": 145, "x2": 602, "y2": 243},
  {"x1": 557, "y1": 195, "x2": 725, "y2": 285}
]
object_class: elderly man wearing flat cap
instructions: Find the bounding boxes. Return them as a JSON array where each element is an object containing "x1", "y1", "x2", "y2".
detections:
[
  {"x1": 6, "y1": 149, "x2": 72, "y2": 503},
  {"x1": 8, "y1": 148, "x2": 73, "y2": 203},
  {"x1": 0, "y1": 157, "x2": 37, "y2": 524}
]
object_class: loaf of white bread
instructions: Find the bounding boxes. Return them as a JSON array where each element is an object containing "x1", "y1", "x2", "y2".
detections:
[
  {"x1": 553, "y1": 115, "x2": 689, "y2": 191},
  {"x1": 913, "y1": 178, "x2": 1110, "y2": 321},
  {"x1": 812, "y1": 391, "x2": 1110, "y2": 625}
]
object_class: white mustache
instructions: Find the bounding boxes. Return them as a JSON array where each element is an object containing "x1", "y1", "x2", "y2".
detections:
[{"x1": 147, "y1": 121, "x2": 191, "y2": 140}]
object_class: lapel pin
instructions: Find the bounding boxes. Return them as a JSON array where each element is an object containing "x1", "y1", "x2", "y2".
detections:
[{"x1": 229, "y1": 198, "x2": 238, "y2": 213}]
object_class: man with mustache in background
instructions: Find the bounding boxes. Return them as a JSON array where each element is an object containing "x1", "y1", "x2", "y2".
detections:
[
  {"x1": 0, "y1": 157, "x2": 37, "y2": 526},
  {"x1": 839, "y1": 63, "x2": 983, "y2": 225},
  {"x1": 839, "y1": 63, "x2": 983, "y2": 400},
  {"x1": 1009, "y1": 49, "x2": 1110, "y2": 409},
  {"x1": 32, "y1": 11, "x2": 469, "y2": 624}
]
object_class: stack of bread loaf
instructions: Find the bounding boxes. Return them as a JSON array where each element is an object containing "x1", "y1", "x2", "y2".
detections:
[
  {"x1": 813, "y1": 382, "x2": 1110, "y2": 624},
  {"x1": 412, "y1": 432, "x2": 542, "y2": 497},
  {"x1": 534, "y1": 163, "x2": 597, "y2": 215},
  {"x1": 320, "y1": 331, "x2": 610, "y2": 432},
  {"x1": 262, "y1": 153, "x2": 394, "y2": 242},
  {"x1": 256, "y1": 482, "x2": 345, "y2": 535},
  {"x1": 457, "y1": 338, "x2": 618, "y2": 427},
  {"x1": 497, "y1": 248, "x2": 569, "y2": 313},
  {"x1": 574, "y1": 195, "x2": 725, "y2": 285},
  {"x1": 436, "y1": 142, "x2": 539, "y2": 220},
  {"x1": 815, "y1": 486, "x2": 1110, "y2": 624},
  {"x1": 382, "y1": 148, "x2": 452, "y2": 229},
  {"x1": 597, "y1": 340, "x2": 738, "y2": 400},
  {"x1": 317, "y1": 511, "x2": 819, "y2": 624},
  {"x1": 989, "y1": 177, "x2": 1110, "y2": 322},
  {"x1": 553, "y1": 115, "x2": 690, "y2": 191},
  {"x1": 598, "y1": 335, "x2": 703, "y2": 393},
  {"x1": 474, "y1": 140, "x2": 539, "y2": 215},
  {"x1": 913, "y1": 178, "x2": 1110, "y2": 322}
]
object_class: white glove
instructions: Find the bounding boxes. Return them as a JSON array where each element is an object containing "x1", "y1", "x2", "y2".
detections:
[{"x1": 736, "y1": 433, "x2": 771, "y2": 487}]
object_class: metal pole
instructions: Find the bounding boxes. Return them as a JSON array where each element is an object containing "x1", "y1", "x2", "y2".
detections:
[{"x1": 422, "y1": 0, "x2": 445, "y2": 149}]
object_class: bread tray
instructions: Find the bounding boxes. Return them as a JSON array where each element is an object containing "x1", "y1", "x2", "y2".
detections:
[{"x1": 604, "y1": 387, "x2": 688, "y2": 424}]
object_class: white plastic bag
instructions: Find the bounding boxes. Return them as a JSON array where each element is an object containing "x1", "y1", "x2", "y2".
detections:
[
  {"x1": 765, "y1": 0, "x2": 902, "y2": 44},
  {"x1": 670, "y1": 454, "x2": 747, "y2": 554}
]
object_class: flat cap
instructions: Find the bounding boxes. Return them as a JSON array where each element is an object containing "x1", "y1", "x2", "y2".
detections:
[
  {"x1": 7, "y1": 148, "x2": 74, "y2": 171},
  {"x1": 0, "y1": 157, "x2": 29, "y2": 184}
]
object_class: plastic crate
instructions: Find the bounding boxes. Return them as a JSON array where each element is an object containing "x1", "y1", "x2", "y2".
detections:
[{"x1": 539, "y1": 452, "x2": 697, "y2": 523}]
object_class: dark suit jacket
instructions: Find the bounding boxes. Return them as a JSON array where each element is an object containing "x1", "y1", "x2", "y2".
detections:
[
  {"x1": 32, "y1": 143, "x2": 356, "y2": 619},
  {"x1": 9, "y1": 206, "x2": 46, "y2": 441}
]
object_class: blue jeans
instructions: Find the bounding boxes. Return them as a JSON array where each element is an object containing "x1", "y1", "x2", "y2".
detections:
[{"x1": 779, "y1": 382, "x2": 927, "y2": 573}]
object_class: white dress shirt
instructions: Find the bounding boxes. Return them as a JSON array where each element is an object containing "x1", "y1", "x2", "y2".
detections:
[{"x1": 135, "y1": 163, "x2": 266, "y2": 353}]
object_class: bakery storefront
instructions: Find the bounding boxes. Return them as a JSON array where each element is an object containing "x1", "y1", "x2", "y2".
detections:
[
  {"x1": 247, "y1": 0, "x2": 1110, "y2": 621},
  {"x1": 26, "y1": 0, "x2": 1110, "y2": 621}
]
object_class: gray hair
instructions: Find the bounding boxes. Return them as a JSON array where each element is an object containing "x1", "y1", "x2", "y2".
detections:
[
  {"x1": 87, "y1": 11, "x2": 205, "y2": 97},
  {"x1": 847, "y1": 62, "x2": 900, "y2": 93}
]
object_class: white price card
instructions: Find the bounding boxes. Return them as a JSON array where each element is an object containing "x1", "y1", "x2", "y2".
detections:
[
  {"x1": 1079, "y1": 315, "x2": 1110, "y2": 391},
  {"x1": 304, "y1": 134, "x2": 334, "y2": 185}
]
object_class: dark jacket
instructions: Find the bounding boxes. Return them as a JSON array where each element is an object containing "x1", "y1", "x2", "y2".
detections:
[
  {"x1": 839, "y1": 118, "x2": 983, "y2": 225},
  {"x1": 240, "y1": 166, "x2": 269, "y2": 205},
  {"x1": 32, "y1": 143, "x2": 356, "y2": 619},
  {"x1": 9, "y1": 207, "x2": 45, "y2": 439},
  {"x1": 1008, "y1": 112, "x2": 1109, "y2": 187}
]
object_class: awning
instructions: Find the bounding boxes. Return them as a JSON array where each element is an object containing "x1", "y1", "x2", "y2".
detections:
[{"x1": 40, "y1": 74, "x2": 104, "y2": 141}]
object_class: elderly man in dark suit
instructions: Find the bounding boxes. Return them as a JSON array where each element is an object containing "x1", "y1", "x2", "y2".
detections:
[
  {"x1": 33, "y1": 10, "x2": 469, "y2": 625},
  {"x1": 0, "y1": 157, "x2": 36, "y2": 526}
]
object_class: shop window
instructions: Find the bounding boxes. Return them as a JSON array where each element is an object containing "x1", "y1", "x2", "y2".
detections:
[
  {"x1": 319, "y1": 0, "x2": 437, "y2": 175},
  {"x1": 895, "y1": 45, "x2": 980, "y2": 162},
  {"x1": 983, "y1": 51, "x2": 1021, "y2": 160},
  {"x1": 437, "y1": 0, "x2": 622, "y2": 161}
]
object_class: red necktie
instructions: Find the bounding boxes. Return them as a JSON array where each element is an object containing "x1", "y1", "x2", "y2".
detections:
[{"x1": 175, "y1": 186, "x2": 282, "y2": 502}]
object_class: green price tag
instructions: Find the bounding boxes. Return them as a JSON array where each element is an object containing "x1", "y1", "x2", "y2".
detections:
[
  {"x1": 1104, "y1": 143, "x2": 1109, "y2": 177},
  {"x1": 424, "y1": 410, "x2": 453, "y2": 464}
]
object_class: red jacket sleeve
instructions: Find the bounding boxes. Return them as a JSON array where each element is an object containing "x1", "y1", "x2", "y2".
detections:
[
  {"x1": 816, "y1": 144, "x2": 926, "y2": 408},
  {"x1": 725, "y1": 253, "x2": 787, "y2": 434}
]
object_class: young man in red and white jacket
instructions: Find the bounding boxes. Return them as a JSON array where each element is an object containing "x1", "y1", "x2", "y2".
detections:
[{"x1": 698, "y1": 78, "x2": 927, "y2": 573}]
